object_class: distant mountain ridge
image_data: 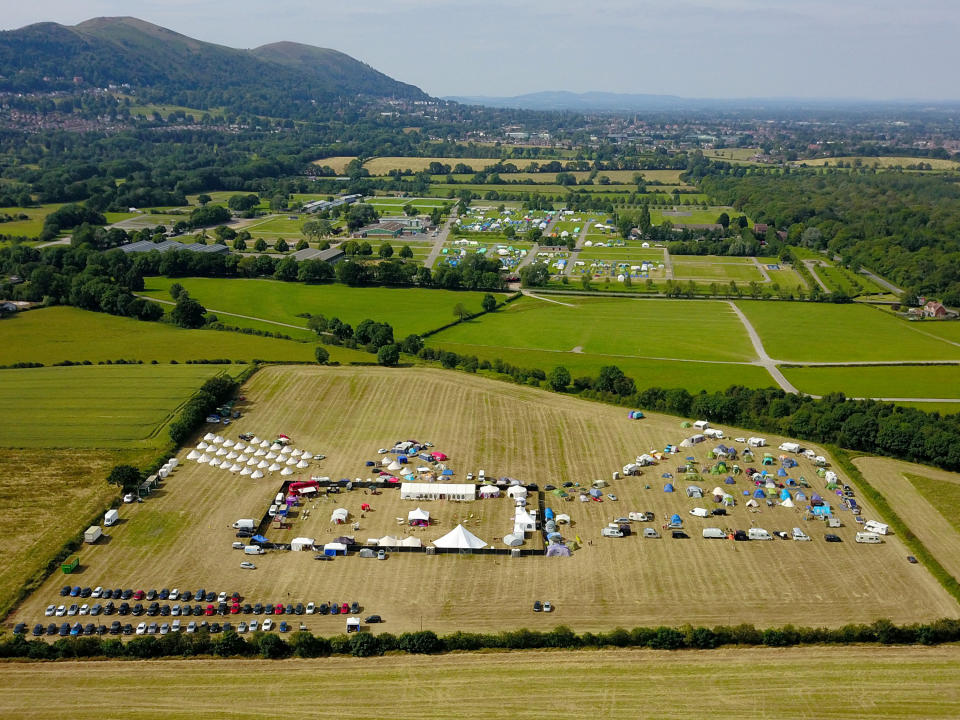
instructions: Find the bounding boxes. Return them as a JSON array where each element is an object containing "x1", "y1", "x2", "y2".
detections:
[{"x1": 0, "y1": 16, "x2": 427, "y2": 100}]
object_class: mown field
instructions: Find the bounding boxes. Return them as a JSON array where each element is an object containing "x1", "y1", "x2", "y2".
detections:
[
  {"x1": 363, "y1": 157, "x2": 496, "y2": 174},
  {"x1": 0, "y1": 203, "x2": 64, "y2": 238},
  {"x1": 0, "y1": 307, "x2": 324, "y2": 365},
  {"x1": 783, "y1": 364, "x2": 960, "y2": 400},
  {"x1": 11, "y1": 366, "x2": 954, "y2": 635},
  {"x1": 670, "y1": 256, "x2": 764, "y2": 283},
  {"x1": 141, "y1": 277, "x2": 508, "y2": 337},
  {"x1": 2, "y1": 647, "x2": 959, "y2": 720},
  {"x1": 0, "y1": 365, "x2": 228, "y2": 448},
  {"x1": 736, "y1": 301, "x2": 960, "y2": 362},
  {"x1": 310, "y1": 156, "x2": 357, "y2": 173},
  {"x1": 428, "y1": 296, "x2": 757, "y2": 362},
  {"x1": 799, "y1": 156, "x2": 960, "y2": 170},
  {"x1": 854, "y1": 457, "x2": 960, "y2": 582}
]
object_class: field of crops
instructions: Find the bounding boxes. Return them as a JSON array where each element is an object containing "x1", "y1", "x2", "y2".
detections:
[
  {"x1": 0, "y1": 307, "x2": 321, "y2": 365},
  {"x1": 141, "y1": 278, "x2": 507, "y2": 337},
  {"x1": 10, "y1": 366, "x2": 955, "y2": 636},
  {"x1": 363, "y1": 157, "x2": 495, "y2": 175},
  {"x1": 736, "y1": 301, "x2": 960, "y2": 362},
  {"x1": 3, "y1": 647, "x2": 959, "y2": 720}
]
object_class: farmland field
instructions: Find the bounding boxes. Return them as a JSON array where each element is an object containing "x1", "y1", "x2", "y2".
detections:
[
  {"x1": 782, "y1": 365, "x2": 960, "y2": 400},
  {"x1": 736, "y1": 301, "x2": 960, "y2": 362},
  {"x1": 0, "y1": 307, "x2": 322, "y2": 365},
  {"x1": 428, "y1": 296, "x2": 757, "y2": 362},
  {"x1": 141, "y1": 278, "x2": 507, "y2": 337},
  {"x1": 310, "y1": 156, "x2": 357, "y2": 173},
  {"x1": 650, "y1": 208, "x2": 741, "y2": 226},
  {"x1": 671, "y1": 256, "x2": 764, "y2": 283},
  {"x1": 854, "y1": 457, "x2": 960, "y2": 581},
  {"x1": 2, "y1": 647, "x2": 959, "y2": 720},
  {"x1": 0, "y1": 203, "x2": 64, "y2": 238},
  {"x1": 363, "y1": 157, "x2": 495, "y2": 175},
  {"x1": 799, "y1": 156, "x2": 960, "y2": 170},
  {"x1": 0, "y1": 364, "x2": 230, "y2": 448},
  {"x1": 10, "y1": 365, "x2": 955, "y2": 634}
]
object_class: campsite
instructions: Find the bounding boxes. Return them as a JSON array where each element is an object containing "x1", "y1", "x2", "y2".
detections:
[{"x1": 9, "y1": 365, "x2": 956, "y2": 636}]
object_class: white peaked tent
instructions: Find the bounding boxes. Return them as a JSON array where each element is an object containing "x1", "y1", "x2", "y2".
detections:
[
  {"x1": 781, "y1": 498, "x2": 795, "y2": 508},
  {"x1": 234, "y1": 443, "x2": 246, "y2": 451},
  {"x1": 223, "y1": 439, "x2": 235, "y2": 448},
  {"x1": 301, "y1": 451, "x2": 313, "y2": 460},
  {"x1": 259, "y1": 440, "x2": 270, "y2": 448},
  {"x1": 296, "y1": 460, "x2": 309, "y2": 469},
  {"x1": 433, "y1": 524, "x2": 487, "y2": 550},
  {"x1": 291, "y1": 449, "x2": 303, "y2": 457},
  {"x1": 198, "y1": 453, "x2": 211, "y2": 463},
  {"x1": 216, "y1": 448, "x2": 228, "y2": 457},
  {"x1": 408, "y1": 507, "x2": 430, "y2": 523},
  {"x1": 246, "y1": 458, "x2": 257, "y2": 466},
  {"x1": 187, "y1": 450, "x2": 200, "y2": 460},
  {"x1": 213, "y1": 435, "x2": 225, "y2": 444},
  {"x1": 255, "y1": 449, "x2": 266, "y2": 457},
  {"x1": 238, "y1": 454, "x2": 249, "y2": 463},
  {"x1": 266, "y1": 452, "x2": 277, "y2": 460},
  {"x1": 280, "y1": 446, "x2": 291, "y2": 455},
  {"x1": 399, "y1": 466, "x2": 412, "y2": 476},
  {"x1": 556, "y1": 513, "x2": 571, "y2": 525},
  {"x1": 281, "y1": 467, "x2": 293, "y2": 476},
  {"x1": 203, "y1": 432, "x2": 215, "y2": 442},
  {"x1": 285, "y1": 457, "x2": 297, "y2": 466},
  {"x1": 197, "y1": 441, "x2": 209, "y2": 450},
  {"x1": 250, "y1": 436, "x2": 261, "y2": 445},
  {"x1": 381, "y1": 456, "x2": 392, "y2": 466},
  {"x1": 331, "y1": 508, "x2": 349, "y2": 524},
  {"x1": 378, "y1": 535, "x2": 401, "y2": 547},
  {"x1": 746, "y1": 498, "x2": 759, "y2": 508},
  {"x1": 251, "y1": 470, "x2": 264, "y2": 479},
  {"x1": 257, "y1": 460, "x2": 269, "y2": 469},
  {"x1": 400, "y1": 536, "x2": 422, "y2": 548},
  {"x1": 514, "y1": 508, "x2": 537, "y2": 533},
  {"x1": 387, "y1": 460, "x2": 402, "y2": 472},
  {"x1": 240, "y1": 467, "x2": 252, "y2": 476},
  {"x1": 226, "y1": 451, "x2": 238, "y2": 460},
  {"x1": 229, "y1": 463, "x2": 242, "y2": 472},
  {"x1": 268, "y1": 463, "x2": 282, "y2": 472},
  {"x1": 209, "y1": 458, "x2": 221, "y2": 467},
  {"x1": 270, "y1": 443, "x2": 282, "y2": 451}
]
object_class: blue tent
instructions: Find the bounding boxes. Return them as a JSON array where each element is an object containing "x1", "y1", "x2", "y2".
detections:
[
  {"x1": 398, "y1": 455, "x2": 408, "y2": 464},
  {"x1": 812, "y1": 505, "x2": 832, "y2": 516},
  {"x1": 811, "y1": 493, "x2": 824, "y2": 507},
  {"x1": 441, "y1": 469, "x2": 454, "y2": 476},
  {"x1": 795, "y1": 491, "x2": 807, "y2": 502},
  {"x1": 669, "y1": 513, "x2": 683, "y2": 527},
  {"x1": 251, "y1": 534, "x2": 269, "y2": 544},
  {"x1": 724, "y1": 476, "x2": 736, "y2": 484},
  {"x1": 783, "y1": 458, "x2": 797, "y2": 468},
  {"x1": 663, "y1": 483, "x2": 675, "y2": 493},
  {"x1": 589, "y1": 488, "x2": 603, "y2": 498},
  {"x1": 777, "y1": 468, "x2": 787, "y2": 477},
  {"x1": 544, "y1": 508, "x2": 555, "y2": 520},
  {"x1": 779, "y1": 489, "x2": 791, "y2": 501},
  {"x1": 547, "y1": 532, "x2": 562, "y2": 541},
  {"x1": 785, "y1": 477, "x2": 797, "y2": 486},
  {"x1": 662, "y1": 473, "x2": 673, "y2": 479},
  {"x1": 753, "y1": 488, "x2": 766, "y2": 499}
]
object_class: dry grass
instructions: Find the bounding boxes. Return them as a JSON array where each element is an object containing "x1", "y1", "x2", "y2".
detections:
[
  {"x1": 310, "y1": 156, "x2": 356, "y2": 173},
  {"x1": 799, "y1": 156, "x2": 960, "y2": 170},
  {"x1": 9, "y1": 367, "x2": 957, "y2": 636},
  {"x1": 854, "y1": 457, "x2": 960, "y2": 581},
  {"x1": 2, "y1": 647, "x2": 960, "y2": 719},
  {"x1": 363, "y1": 157, "x2": 495, "y2": 175}
]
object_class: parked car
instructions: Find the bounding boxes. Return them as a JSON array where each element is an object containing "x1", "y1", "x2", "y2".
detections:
[
  {"x1": 318, "y1": 603, "x2": 329, "y2": 615},
  {"x1": 67, "y1": 604, "x2": 79, "y2": 616},
  {"x1": 146, "y1": 590, "x2": 157, "y2": 601},
  {"x1": 825, "y1": 534, "x2": 842, "y2": 543},
  {"x1": 169, "y1": 589, "x2": 179, "y2": 601},
  {"x1": 907, "y1": 556, "x2": 919, "y2": 564},
  {"x1": 248, "y1": 620, "x2": 258, "y2": 632},
  {"x1": 533, "y1": 600, "x2": 542, "y2": 612},
  {"x1": 240, "y1": 561, "x2": 256, "y2": 570},
  {"x1": 12, "y1": 623, "x2": 26, "y2": 635},
  {"x1": 45, "y1": 604, "x2": 55, "y2": 616},
  {"x1": 110, "y1": 621, "x2": 122, "y2": 635},
  {"x1": 340, "y1": 602, "x2": 349, "y2": 614},
  {"x1": 122, "y1": 624, "x2": 133, "y2": 635},
  {"x1": 135, "y1": 622, "x2": 147, "y2": 635},
  {"x1": 671, "y1": 530, "x2": 689, "y2": 539},
  {"x1": 186, "y1": 622, "x2": 197, "y2": 634},
  {"x1": 306, "y1": 602, "x2": 315, "y2": 615},
  {"x1": 364, "y1": 615, "x2": 382, "y2": 624},
  {"x1": 205, "y1": 605, "x2": 215, "y2": 616},
  {"x1": 181, "y1": 590, "x2": 193, "y2": 602},
  {"x1": 147, "y1": 623, "x2": 158, "y2": 635},
  {"x1": 643, "y1": 528, "x2": 659, "y2": 539},
  {"x1": 59, "y1": 586, "x2": 71, "y2": 597},
  {"x1": 92, "y1": 587, "x2": 103, "y2": 599},
  {"x1": 279, "y1": 621, "x2": 289, "y2": 632},
  {"x1": 543, "y1": 602, "x2": 553, "y2": 613},
  {"x1": 172, "y1": 620, "x2": 181, "y2": 633},
  {"x1": 262, "y1": 618, "x2": 273, "y2": 631}
]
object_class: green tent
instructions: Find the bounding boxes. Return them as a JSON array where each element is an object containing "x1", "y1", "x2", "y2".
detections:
[{"x1": 681, "y1": 421, "x2": 692, "y2": 428}]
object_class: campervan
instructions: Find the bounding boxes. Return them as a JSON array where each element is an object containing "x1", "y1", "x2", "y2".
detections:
[
  {"x1": 693, "y1": 420, "x2": 710, "y2": 431},
  {"x1": 856, "y1": 532, "x2": 882, "y2": 544},
  {"x1": 863, "y1": 520, "x2": 889, "y2": 535},
  {"x1": 243, "y1": 545, "x2": 264, "y2": 555},
  {"x1": 704, "y1": 428, "x2": 725, "y2": 439},
  {"x1": 232, "y1": 519, "x2": 255, "y2": 531},
  {"x1": 702, "y1": 527, "x2": 726, "y2": 539},
  {"x1": 689, "y1": 507, "x2": 710, "y2": 518},
  {"x1": 779, "y1": 442, "x2": 801, "y2": 453},
  {"x1": 791, "y1": 527, "x2": 811, "y2": 541},
  {"x1": 747, "y1": 437, "x2": 766, "y2": 447},
  {"x1": 747, "y1": 528, "x2": 772, "y2": 541},
  {"x1": 601, "y1": 527, "x2": 624, "y2": 538},
  {"x1": 104, "y1": 509, "x2": 119, "y2": 527}
]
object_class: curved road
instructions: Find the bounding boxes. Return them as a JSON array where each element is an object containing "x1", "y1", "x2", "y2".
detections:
[{"x1": 726, "y1": 301, "x2": 800, "y2": 393}]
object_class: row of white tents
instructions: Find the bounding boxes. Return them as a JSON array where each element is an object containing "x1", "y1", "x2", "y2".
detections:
[{"x1": 185, "y1": 433, "x2": 315, "y2": 477}]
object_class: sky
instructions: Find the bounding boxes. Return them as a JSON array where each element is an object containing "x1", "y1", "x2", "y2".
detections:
[{"x1": 3, "y1": 0, "x2": 960, "y2": 100}]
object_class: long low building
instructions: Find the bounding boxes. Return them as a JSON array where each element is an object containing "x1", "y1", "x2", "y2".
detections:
[
  {"x1": 400, "y1": 482, "x2": 476, "y2": 502},
  {"x1": 118, "y1": 239, "x2": 230, "y2": 254}
]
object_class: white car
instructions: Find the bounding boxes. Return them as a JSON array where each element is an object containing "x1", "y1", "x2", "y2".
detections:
[
  {"x1": 305, "y1": 602, "x2": 315, "y2": 615},
  {"x1": 55, "y1": 605, "x2": 66, "y2": 617},
  {"x1": 169, "y1": 588, "x2": 180, "y2": 601},
  {"x1": 123, "y1": 493, "x2": 135, "y2": 503},
  {"x1": 45, "y1": 604, "x2": 56, "y2": 617},
  {"x1": 217, "y1": 591, "x2": 228, "y2": 603},
  {"x1": 171, "y1": 620, "x2": 181, "y2": 633},
  {"x1": 543, "y1": 601, "x2": 553, "y2": 613},
  {"x1": 238, "y1": 622, "x2": 248, "y2": 633},
  {"x1": 135, "y1": 622, "x2": 147, "y2": 635},
  {"x1": 262, "y1": 618, "x2": 273, "y2": 631},
  {"x1": 240, "y1": 561, "x2": 256, "y2": 570},
  {"x1": 249, "y1": 620, "x2": 258, "y2": 632},
  {"x1": 186, "y1": 622, "x2": 197, "y2": 634},
  {"x1": 171, "y1": 605, "x2": 180, "y2": 616},
  {"x1": 79, "y1": 604, "x2": 89, "y2": 615},
  {"x1": 91, "y1": 587, "x2": 103, "y2": 599}
]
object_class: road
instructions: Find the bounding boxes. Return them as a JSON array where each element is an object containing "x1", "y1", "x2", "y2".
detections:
[
  {"x1": 859, "y1": 267, "x2": 903, "y2": 295},
  {"x1": 802, "y1": 259, "x2": 830, "y2": 292},
  {"x1": 750, "y1": 257, "x2": 771, "y2": 283},
  {"x1": 516, "y1": 243, "x2": 540, "y2": 269},
  {"x1": 561, "y1": 219, "x2": 592, "y2": 276},
  {"x1": 725, "y1": 300, "x2": 800, "y2": 394},
  {"x1": 137, "y1": 295, "x2": 309, "y2": 332},
  {"x1": 424, "y1": 211, "x2": 458, "y2": 268}
]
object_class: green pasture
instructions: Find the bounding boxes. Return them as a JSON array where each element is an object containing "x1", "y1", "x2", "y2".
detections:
[
  {"x1": 427, "y1": 296, "x2": 756, "y2": 363},
  {"x1": 0, "y1": 204, "x2": 66, "y2": 238},
  {"x1": 127, "y1": 102, "x2": 222, "y2": 120},
  {"x1": 141, "y1": 277, "x2": 506, "y2": 337},
  {"x1": 909, "y1": 320, "x2": 960, "y2": 345},
  {"x1": 736, "y1": 301, "x2": 960, "y2": 362},
  {"x1": 757, "y1": 257, "x2": 808, "y2": 291},
  {"x1": 0, "y1": 307, "x2": 323, "y2": 365},
  {"x1": 651, "y1": 208, "x2": 743, "y2": 227},
  {"x1": 895, "y1": 401, "x2": 960, "y2": 416},
  {"x1": 578, "y1": 247, "x2": 664, "y2": 262},
  {"x1": 0, "y1": 364, "x2": 226, "y2": 449},
  {"x1": 241, "y1": 215, "x2": 309, "y2": 237},
  {"x1": 782, "y1": 364, "x2": 960, "y2": 400},
  {"x1": 671, "y1": 257, "x2": 765, "y2": 283}
]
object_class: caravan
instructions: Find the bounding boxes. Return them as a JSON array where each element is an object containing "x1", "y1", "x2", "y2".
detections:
[
  {"x1": 747, "y1": 528, "x2": 772, "y2": 541},
  {"x1": 702, "y1": 528, "x2": 726, "y2": 539},
  {"x1": 863, "y1": 520, "x2": 889, "y2": 535},
  {"x1": 779, "y1": 442, "x2": 801, "y2": 453},
  {"x1": 856, "y1": 532, "x2": 882, "y2": 544}
]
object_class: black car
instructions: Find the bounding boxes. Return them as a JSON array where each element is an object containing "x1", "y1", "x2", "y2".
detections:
[
  {"x1": 181, "y1": 605, "x2": 192, "y2": 617},
  {"x1": 122, "y1": 624, "x2": 134, "y2": 635},
  {"x1": 113, "y1": 588, "x2": 124, "y2": 600},
  {"x1": 12, "y1": 623, "x2": 26, "y2": 635},
  {"x1": 121, "y1": 589, "x2": 133, "y2": 600},
  {"x1": 825, "y1": 534, "x2": 842, "y2": 543},
  {"x1": 217, "y1": 602, "x2": 228, "y2": 616},
  {"x1": 533, "y1": 600, "x2": 543, "y2": 612},
  {"x1": 132, "y1": 603, "x2": 144, "y2": 616},
  {"x1": 91, "y1": 604, "x2": 102, "y2": 616},
  {"x1": 318, "y1": 603, "x2": 329, "y2": 615},
  {"x1": 222, "y1": 622, "x2": 233, "y2": 633},
  {"x1": 60, "y1": 585, "x2": 71, "y2": 597},
  {"x1": 242, "y1": 604, "x2": 252, "y2": 614},
  {"x1": 159, "y1": 589, "x2": 170, "y2": 600},
  {"x1": 350, "y1": 602, "x2": 360, "y2": 614},
  {"x1": 364, "y1": 615, "x2": 382, "y2": 624},
  {"x1": 100, "y1": 589, "x2": 113, "y2": 600},
  {"x1": 103, "y1": 602, "x2": 115, "y2": 615},
  {"x1": 146, "y1": 590, "x2": 157, "y2": 601},
  {"x1": 236, "y1": 530, "x2": 253, "y2": 538},
  {"x1": 195, "y1": 589, "x2": 206, "y2": 602},
  {"x1": 907, "y1": 555, "x2": 919, "y2": 564},
  {"x1": 295, "y1": 603, "x2": 304, "y2": 615},
  {"x1": 209, "y1": 623, "x2": 221, "y2": 633},
  {"x1": 253, "y1": 603, "x2": 263, "y2": 615},
  {"x1": 147, "y1": 603, "x2": 159, "y2": 616},
  {"x1": 181, "y1": 590, "x2": 193, "y2": 602},
  {"x1": 98, "y1": 625, "x2": 108, "y2": 635},
  {"x1": 264, "y1": 604, "x2": 275, "y2": 615},
  {"x1": 671, "y1": 530, "x2": 689, "y2": 539},
  {"x1": 733, "y1": 530, "x2": 748, "y2": 541},
  {"x1": 31, "y1": 623, "x2": 43, "y2": 636},
  {"x1": 712, "y1": 508, "x2": 727, "y2": 516},
  {"x1": 58, "y1": 623, "x2": 70, "y2": 636},
  {"x1": 160, "y1": 605, "x2": 171, "y2": 617},
  {"x1": 80, "y1": 587, "x2": 92, "y2": 598},
  {"x1": 83, "y1": 623, "x2": 95, "y2": 636},
  {"x1": 193, "y1": 604, "x2": 204, "y2": 616},
  {"x1": 46, "y1": 623, "x2": 58, "y2": 636},
  {"x1": 110, "y1": 621, "x2": 122, "y2": 634}
]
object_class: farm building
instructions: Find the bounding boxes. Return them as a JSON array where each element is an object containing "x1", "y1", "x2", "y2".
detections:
[
  {"x1": 119, "y1": 239, "x2": 230, "y2": 254},
  {"x1": 292, "y1": 246, "x2": 346, "y2": 264},
  {"x1": 400, "y1": 482, "x2": 476, "y2": 501},
  {"x1": 923, "y1": 301, "x2": 949, "y2": 319}
]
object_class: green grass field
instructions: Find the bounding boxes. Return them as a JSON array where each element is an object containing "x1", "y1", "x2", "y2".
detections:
[
  {"x1": 736, "y1": 301, "x2": 960, "y2": 362},
  {"x1": 428, "y1": 296, "x2": 757, "y2": 363},
  {"x1": 309, "y1": 156, "x2": 356, "y2": 173},
  {"x1": 782, "y1": 364, "x2": 960, "y2": 399},
  {"x1": 894, "y1": 401, "x2": 960, "y2": 416},
  {"x1": 0, "y1": 307, "x2": 324, "y2": 365},
  {"x1": 906, "y1": 473, "x2": 960, "y2": 535},
  {"x1": 671, "y1": 256, "x2": 764, "y2": 283},
  {"x1": 141, "y1": 277, "x2": 507, "y2": 337},
  {"x1": 0, "y1": 365, "x2": 227, "y2": 449},
  {"x1": 651, "y1": 208, "x2": 742, "y2": 226},
  {"x1": 799, "y1": 156, "x2": 960, "y2": 170},
  {"x1": 0, "y1": 204, "x2": 66, "y2": 238}
]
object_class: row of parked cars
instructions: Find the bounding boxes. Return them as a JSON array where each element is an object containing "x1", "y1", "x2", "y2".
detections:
[{"x1": 15, "y1": 617, "x2": 306, "y2": 638}]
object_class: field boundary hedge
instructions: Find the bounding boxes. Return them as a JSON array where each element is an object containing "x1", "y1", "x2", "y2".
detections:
[{"x1": 3, "y1": 618, "x2": 960, "y2": 660}]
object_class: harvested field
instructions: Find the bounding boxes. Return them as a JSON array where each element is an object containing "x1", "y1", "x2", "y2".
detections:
[
  {"x1": 9, "y1": 366, "x2": 956, "y2": 635},
  {"x1": 310, "y1": 156, "x2": 357, "y2": 173},
  {"x1": 854, "y1": 457, "x2": 960, "y2": 581},
  {"x1": 2, "y1": 647, "x2": 960, "y2": 720},
  {"x1": 363, "y1": 157, "x2": 494, "y2": 175}
]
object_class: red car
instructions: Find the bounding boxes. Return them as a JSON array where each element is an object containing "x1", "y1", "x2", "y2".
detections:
[
  {"x1": 274, "y1": 603, "x2": 285, "y2": 615},
  {"x1": 133, "y1": 590, "x2": 145, "y2": 601},
  {"x1": 340, "y1": 603, "x2": 349, "y2": 614},
  {"x1": 229, "y1": 604, "x2": 240, "y2": 614},
  {"x1": 205, "y1": 604, "x2": 215, "y2": 616}
]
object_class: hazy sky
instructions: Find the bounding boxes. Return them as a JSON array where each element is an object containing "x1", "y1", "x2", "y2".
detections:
[{"x1": 4, "y1": 0, "x2": 959, "y2": 99}]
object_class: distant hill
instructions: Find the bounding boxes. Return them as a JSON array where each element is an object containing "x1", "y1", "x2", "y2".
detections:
[{"x1": 0, "y1": 16, "x2": 427, "y2": 101}]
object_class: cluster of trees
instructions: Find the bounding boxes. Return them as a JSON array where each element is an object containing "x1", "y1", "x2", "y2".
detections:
[
  {"x1": 697, "y1": 166, "x2": 960, "y2": 302},
  {"x1": 307, "y1": 314, "x2": 421, "y2": 366},
  {"x1": 168, "y1": 375, "x2": 239, "y2": 445},
  {"x1": 3, "y1": 617, "x2": 958, "y2": 661}
]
